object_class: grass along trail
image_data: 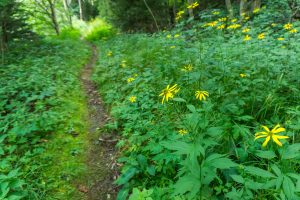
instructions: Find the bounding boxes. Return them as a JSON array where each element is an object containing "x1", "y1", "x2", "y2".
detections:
[{"x1": 80, "y1": 44, "x2": 118, "y2": 200}]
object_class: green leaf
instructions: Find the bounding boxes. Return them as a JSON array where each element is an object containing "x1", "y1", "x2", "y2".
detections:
[
  {"x1": 255, "y1": 150, "x2": 276, "y2": 159},
  {"x1": 281, "y1": 144, "x2": 300, "y2": 160},
  {"x1": 230, "y1": 175, "x2": 245, "y2": 184},
  {"x1": 116, "y1": 188, "x2": 129, "y2": 200},
  {"x1": 205, "y1": 154, "x2": 237, "y2": 169},
  {"x1": 187, "y1": 104, "x2": 196, "y2": 113},
  {"x1": 172, "y1": 98, "x2": 186, "y2": 103},
  {"x1": 115, "y1": 168, "x2": 137, "y2": 185},
  {"x1": 283, "y1": 176, "x2": 295, "y2": 199},
  {"x1": 147, "y1": 165, "x2": 156, "y2": 176},
  {"x1": 271, "y1": 164, "x2": 281, "y2": 177},
  {"x1": 173, "y1": 174, "x2": 201, "y2": 197},
  {"x1": 245, "y1": 166, "x2": 275, "y2": 178}
]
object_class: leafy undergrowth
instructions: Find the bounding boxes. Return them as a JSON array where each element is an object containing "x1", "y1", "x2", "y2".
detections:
[
  {"x1": 93, "y1": 11, "x2": 300, "y2": 200},
  {"x1": 0, "y1": 38, "x2": 90, "y2": 199}
]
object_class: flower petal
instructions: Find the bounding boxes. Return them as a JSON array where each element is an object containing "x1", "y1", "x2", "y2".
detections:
[
  {"x1": 255, "y1": 131, "x2": 268, "y2": 136},
  {"x1": 255, "y1": 135, "x2": 268, "y2": 140},
  {"x1": 262, "y1": 125, "x2": 270, "y2": 132},
  {"x1": 271, "y1": 124, "x2": 281, "y2": 132},
  {"x1": 272, "y1": 127, "x2": 285, "y2": 134},
  {"x1": 272, "y1": 135, "x2": 283, "y2": 147},
  {"x1": 275, "y1": 135, "x2": 289, "y2": 139},
  {"x1": 262, "y1": 136, "x2": 271, "y2": 147}
]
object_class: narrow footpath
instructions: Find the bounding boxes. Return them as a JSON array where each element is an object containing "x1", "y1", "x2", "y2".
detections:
[{"x1": 80, "y1": 44, "x2": 118, "y2": 200}]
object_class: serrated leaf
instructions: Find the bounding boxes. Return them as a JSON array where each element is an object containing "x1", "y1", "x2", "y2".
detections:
[
  {"x1": 245, "y1": 166, "x2": 275, "y2": 178},
  {"x1": 230, "y1": 175, "x2": 245, "y2": 184},
  {"x1": 255, "y1": 150, "x2": 276, "y2": 159},
  {"x1": 115, "y1": 168, "x2": 137, "y2": 185},
  {"x1": 283, "y1": 176, "x2": 295, "y2": 199}
]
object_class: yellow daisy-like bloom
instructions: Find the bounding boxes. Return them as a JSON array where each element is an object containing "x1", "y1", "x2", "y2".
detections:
[
  {"x1": 253, "y1": 8, "x2": 260, "y2": 14},
  {"x1": 129, "y1": 96, "x2": 136, "y2": 103},
  {"x1": 277, "y1": 37, "x2": 284, "y2": 41},
  {"x1": 206, "y1": 21, "x2": 218, "y2": 27},
  {"x1": 127, "y1": 77, "x2": 135, "y2": 83},
  {"x1": 244, "y1": 16, "x2": 250, "y2": 21},
  {"x1": 217, "y1": 24, "x2": 225, "y2": 30},
  {"x1": 181, "y1": 64, "x2": 193, "y2": 72},
  {"x1": 178, "y1": 129, "x2": 188, "y2": 136},
  {"x1": 107, "y1": 51, "x2": 113, "y2": 57},
  {"x1": 255, "y1": 124, "x2": 289, "y2": 147},
  {"x1": 242, "y1": 28, "x2": 250, "y2": 33},
  {"x1": 187, "y1": 2, "x2": 199, "y2": 9},
  {"x1": 195, "y1": 90, "x2": 209, "y2": 101},
  {"x1": 159, "y1": 84, "x2": 180, "y2": 104},
  {"x1": 227, "y1": 24, "x2": 241, "y2": 29},
  {"x1": 218, "y1": 17, "x2": 227, "y2": 22},
  {"x1": 170, "y1": 46, "x2": 176, "y2": 49},
  {"x1": 283, "y1": 23, "x2": 293, "y2": 30},
  {"x1": 243, "y1": 35, "x2": 251, "y2": 41},
  {"x1": 174, "y1": 34, "x2": 180, "y2": 38},
  {"x1": 212, "y1": 11, "x2": 220, "y2": 15},
  {"x1": 231, "y1": 18, "x2": 237, "y2": 23},
  {"x1": 240, "y1": 73, "x2": 247, "y2": 78},
  {"x1": 257, "y1": 33, "x2": 265, "y2": 40},
  {"x1": 289, "y1": 29, "x2": 297, "y2": 33},
  {"x1": 166, "y1": 34, "x2": 172, "y2": 39},
  {"x1": 176, "y1": 10, "x2": 185, "y2": 21}
]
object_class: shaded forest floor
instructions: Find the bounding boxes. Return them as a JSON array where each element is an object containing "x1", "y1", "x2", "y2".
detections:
[{"x1": 80, "y1": 44, "x2": 119, "y2": 199}]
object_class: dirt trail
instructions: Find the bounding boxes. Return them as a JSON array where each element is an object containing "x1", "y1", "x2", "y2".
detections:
[{"x1": 80, "y1": 44, "x2": 118, "y2": 200}]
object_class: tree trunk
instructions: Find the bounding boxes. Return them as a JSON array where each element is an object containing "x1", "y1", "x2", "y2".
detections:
[
  {"x1": 251, "y1": 0, "x2": 261, "y2": 11},
  {"x1": 63, "y1": 0, "x2": 72, "y2": 27},
  {"x1": 48, "y1": 0, "x2": 60, "y2": 35},
  {"x1": 78, "y1": 0, "x2": 83, "y2": 20},
  {"x1": 240, "y1": 0, "x2": 247, "y2": 17},
  {"x1": 187, "y1": 0, "x2": 194, "y2": 18},
  {"x1": 225, "y1": 0, "x2": 234, "y2": 18}
]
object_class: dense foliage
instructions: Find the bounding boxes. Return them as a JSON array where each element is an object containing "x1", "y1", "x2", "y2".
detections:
[
  {"x1": 0, "y1": 39, "x2": 90, "y2": 199},
  {"x1": 93, "y1": 7, "x2": 300, "y2": 199}
]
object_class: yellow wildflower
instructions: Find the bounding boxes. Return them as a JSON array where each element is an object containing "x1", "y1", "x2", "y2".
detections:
[
  {"x1": 217, "y1": 24, "x2": 225, "y2": 30},
  {"x1": 212, "y1": 11, "x2": 220, "y2": 15},
  {"x1": 129, "y1": 96, "x2": 136, "y2": 103},
  {"x1": 195, "y1": 90, "x2": 209, "y2": 101},
  {"x1": 206, "y1": 21, "x2": 218, "y2": 27},
  {"x1": 187, "y1": 2, "x2": 199, "y2": 9},
  {"x1": 271, "y1": 23, "x2": 276, "y2": 27},
  {"x1": 244, "y1": 16, "x2": 250, "y2": 21},
  {"x1": 178, "y1": 129, "x2": 188, "y2": 136},
  {"x1": 107, "y1": 51, "x2": 113, "y2": 57},
  {"x1": 231, "y1": 18, "x2": 237, "y2": 23},
  {"x1": 255, "y1": 124, "x2": 289, "y2": 147},
  {"x1": 243, "y1": 35, "x2": 251, "y2": 41},
  {"x1": 174, "y1": 34, "x2": 180, "y2": 38},
  {"x1": 227, "y1": 24, "x2": 241, "y2": 29},
  {"x1": 253, "y1": 8, "x2": 260, "y2": 14},
  {"x1": 257, "y1": 33, "x2": 265, "y2": 40},
  {"x1": 240, "y1": 73, "x2": 247, "y2": 78},
  {"x1": 289, "y1": 29, "x2": 297, "y2": 33},
  {"x1": 181, "y1": 64, "x2": 193, "y2": 72},
  {"x1": 159, "y1": 84, "x2": 180, "y2": 104},
  {"x1": 166, "y1": 34, "x2": 172, "y2": 39},
  {"x1": 218, "y1": 17, "x2": 227, "y2": 22},
  {"x1": 242, "y1": 28, "x2": 250, "y2": 33},
  {"x1": 277, "y1": 37, "x2": 284, "y2": 41},
  {"x1": 176, "y1": 10, "x2": 185, "y2": 21},
  {"x1": 283, "y1": 23, "x2": 293, "y2": 30},
  {"x1": 121, "y1": 60, "x2": 126, "y2": 67},
  {"x1": 127, "y1": 77, "x2": 135, "y2": 83},
  {"x1": 170, "y1": 46, "x2": 176, "y2": 49}
]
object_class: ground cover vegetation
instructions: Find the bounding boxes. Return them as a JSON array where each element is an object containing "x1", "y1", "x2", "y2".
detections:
[
  {"x1": 2, "y1": 0, "x2": 300, "y2": 199},
  {"x1": 93, "y1": 1, "x2": 300, "y2": 199},
  {"x1": 0, "y1": 38, "x2": 90, "y2": 199}
]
